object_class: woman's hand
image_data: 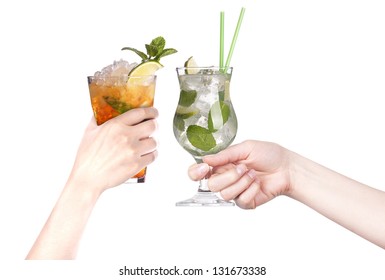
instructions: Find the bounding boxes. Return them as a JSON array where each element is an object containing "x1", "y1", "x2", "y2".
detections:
[
  {"x1": 68, "y1": 107, "x2": 159, "y2": 194},
  {"x1": 188, "y1": 140, "x2": 292, "y2": 209},
  {"x1": 26, "y1": 107, "x2": 159, "y2": 259}
]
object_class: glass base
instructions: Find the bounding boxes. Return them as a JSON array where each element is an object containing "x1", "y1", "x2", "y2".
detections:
[
  {"x1": 124, "y1": 176, "x2": 145, "y2": 183},
  {"x1": 176, "y1": 191, "x2": 234, "y2": 207}
]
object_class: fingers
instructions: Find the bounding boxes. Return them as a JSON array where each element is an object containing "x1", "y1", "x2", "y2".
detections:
[
  {"x1": 131, "y1": 117, "x2": 158, "y2": 139},
  {"x1": 137, "y1": 137, "x2": 158, "y2": 157},
  {"x1": 205, "y1": 163, "x2": 263, "y2": 209},
  {"x1": 203, "y1": 141, "x2": 250, "y2": 167},
  {"x1": 234, "y1": 180, "x2": 261, "y2": 209},
  {"x1": 140, "y1": 149, "x2": 158, "y2": 167},
  {"x1": 208, "y1": 164, "x2": 248, "y2": 192},
  {"x1": 218, "y1": 169, "x2": 258, "y2": 201},
  {"x1": 134, "y1": 137, "x2": 158, "y2": 172}
]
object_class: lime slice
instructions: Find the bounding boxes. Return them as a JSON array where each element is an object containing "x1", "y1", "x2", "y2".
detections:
[
  {"x1": 127, "y1": 61, "x2": 163, "y2": 83},
  {"x1": 184, "y1": 56, "x2": 199, "y2": 74},
  {"x1": 176, "y1": 105, "x2": 198, "y2": 119}
]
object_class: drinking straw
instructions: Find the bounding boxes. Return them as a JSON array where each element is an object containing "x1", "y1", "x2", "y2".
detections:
[
  {"x1": 224, "y1": 7, "x2": 246, "y2": 70},
  {"x1": 220, "y1": 11, "x2": 225, "y2": 69}
]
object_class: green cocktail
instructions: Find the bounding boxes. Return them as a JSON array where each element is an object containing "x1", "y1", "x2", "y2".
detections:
[{"x1": 174, "y1": 66, "x2": 237, "y2": 206}]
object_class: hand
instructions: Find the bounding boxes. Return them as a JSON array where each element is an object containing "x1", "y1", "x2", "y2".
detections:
[
  {"x1": 26, "y1": 107, "x2": 159, "y2": 259},
  {"x1": 188, "y1": 140, "x2": 292, "y2": 209},
  {"x1": 189, "y1": 140, "x2": 385, "y2": 249},
  {"x1": 68, "y1": 107, "x2": 159, "y2": 194}
]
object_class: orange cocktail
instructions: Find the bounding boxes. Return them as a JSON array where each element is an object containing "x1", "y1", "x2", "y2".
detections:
[{"x1": 88, "y1": 73, "x2": 156, "y2": 183}]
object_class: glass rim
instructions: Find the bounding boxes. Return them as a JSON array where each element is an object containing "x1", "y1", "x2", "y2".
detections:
[
  {"x1": 176, "y1": 66, "x2": 233, "y2": 71},
  {"x1": 87, "y1": 74, "x2": 157, "y2": 79}
]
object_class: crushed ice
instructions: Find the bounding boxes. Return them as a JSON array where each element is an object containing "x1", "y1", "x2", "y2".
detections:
[{"x1": 93, "y1": 59, "x2": 138, "y2": 86}]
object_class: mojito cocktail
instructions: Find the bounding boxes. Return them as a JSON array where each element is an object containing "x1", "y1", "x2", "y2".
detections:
[{"x1": 174, "y1": 66, "x2": 237, "y2": 206}]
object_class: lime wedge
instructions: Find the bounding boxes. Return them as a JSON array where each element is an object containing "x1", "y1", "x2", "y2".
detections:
[
  {"x1": 184, "y1": 56, "x2": 199, "y2": 74},
  {"x1": 127, "y1": 61, "x2": 163, "y2": 82},
  {"x1": 176, "y1": 105, "x2": 198, "y2": 119}
]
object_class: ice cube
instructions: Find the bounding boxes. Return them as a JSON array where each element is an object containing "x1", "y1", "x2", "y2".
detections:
[
  {"x1": 93, "y1": 59, "x2": 138, "y2": 86},
  {"x1": 111, "y1": 59, "x2": 137, "y2": 77},
  {"x1": 180, "y1": 75, "x2": 203, "y2": 91}
]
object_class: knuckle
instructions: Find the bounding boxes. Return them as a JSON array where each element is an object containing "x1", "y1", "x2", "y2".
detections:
[
  {"x1": 136, "y1": 107, "x2": 148, "y2": 119},
  {"x1": 108, "y1": 120, "x2": 125, "y2": 135},
  {"x1": 222, "y1": 169, "x2": 242, "y2": 185}
]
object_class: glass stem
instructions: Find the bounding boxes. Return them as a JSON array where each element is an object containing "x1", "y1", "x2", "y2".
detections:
[
  {"x1": 195, "y1": 157, "x2": 211, "y2": 192},
  {"x1": 198, "y1": 178, "x2": 210, "y2": 192}
]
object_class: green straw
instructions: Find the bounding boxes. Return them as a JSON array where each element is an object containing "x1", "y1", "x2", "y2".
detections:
[
  {"x1": 220, "y1": 11, "x2": 225, "y2": 69},
  {"x1": 224, "y1": 7, "x2": 246, "y2": 70}
]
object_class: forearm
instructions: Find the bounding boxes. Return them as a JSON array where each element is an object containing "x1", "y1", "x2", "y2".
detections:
[
  {"x1": 288, "y1": 152, "x2": 385, "y2": 249},
  {"x1": 26, "y1": 181, "x2": 100, "y2": 259}
]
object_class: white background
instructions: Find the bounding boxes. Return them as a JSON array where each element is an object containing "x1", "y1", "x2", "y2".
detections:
[{"x1": 1, "y1": 0, "x2": 385, "y2": 279}]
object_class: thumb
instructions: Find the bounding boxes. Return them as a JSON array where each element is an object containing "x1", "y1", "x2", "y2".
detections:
[
  {"x1": 114, "y1": 107, "x2": 158, "y2": 126},
  {"x1": 202, "y1": 143, "x2": 245, "y2": 167},
  {"x1": 188, "y1": 163, "x2": 210, "y2": 181}
]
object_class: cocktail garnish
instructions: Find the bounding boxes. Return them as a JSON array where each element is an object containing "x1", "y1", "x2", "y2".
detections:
[
  {"x1": 184, "y1": 56, "x2": 199, "y2": 74},
  {"x1": 186, "y1": 125, "x2": 216, "y2": 151},
  {"x1": 122, "y1": 36, "x2": 177, "y2": 63},
  {"x1": 122, "y1": 36, "x2": 177, "y2": 82},
  {"x1": 103, "y1": 96, "x2": 132, "y2": 114},
  {"x1": 178, "y1": 89, "x2": 197, "y2": 107},
  {"x1": 208, "y1": 101, "x2": 230, "y2": 132}
]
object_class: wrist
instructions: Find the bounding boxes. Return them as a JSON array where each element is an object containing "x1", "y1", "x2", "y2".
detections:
[
  {"x1": 286, "y1": 150, "x2": 332, "y2": 203},
  {"x1": 286, "y1": 150, "x2": 313, "y2": 200},
  {"x1": 63, "y1": 175, "x2": 103, "y2": 206}
]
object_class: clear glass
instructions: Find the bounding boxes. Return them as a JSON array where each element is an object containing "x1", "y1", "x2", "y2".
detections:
[
  {"x1": 173, "y1": 67, "x2": 237, "y2": 206},
  {"x1": 87, "y1": 75, "x2": 157, "y2": 183}
]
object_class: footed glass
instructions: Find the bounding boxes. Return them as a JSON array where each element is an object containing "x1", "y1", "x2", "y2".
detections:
[{"x1": 173, "y1": 67, "x2": 237, "y2": 206}]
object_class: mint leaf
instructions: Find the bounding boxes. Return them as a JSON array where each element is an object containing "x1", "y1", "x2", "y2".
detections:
[
  {"x1": 150, "y1": 36, "x2": 166, "y2": 53},
  {"x1": 145, "y1": 44, "x2": 158, "y2": 57},
  {"x1": 208, "y1": 101, "x2": 230, "y2": 132},
  {"x1": 178, "y1": 90, "x2": 197, "y2": 107},
  {"x1": 121, "y1": 47, "x2": 148, "y2": 61},
  {"x1": 156, "y1": 48, "x2": 178, "y2": 61},
  {"x1": 103, "y1": 96, "x2": 131, "y2": 114},
  {"x1": 186, "y1": 125, "x2": 216, "y2": 151}
]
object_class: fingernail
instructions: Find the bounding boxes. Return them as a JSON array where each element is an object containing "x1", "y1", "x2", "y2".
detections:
[
  {"x1": 236, "y1": 164, "x2": 247, "y2": 175},
  {"x1": 198, "y1": 163, "x2": 209, "y2": 175}
]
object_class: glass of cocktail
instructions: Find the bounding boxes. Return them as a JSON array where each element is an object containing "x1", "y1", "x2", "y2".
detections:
[
  {"x1": 173, "y1": 66, "x2": 237, "y2": 206},
  {"x1": 87, "y1": 36, "x2": 177, "y2": 183},
  {"x1": 87, "y1": 61, "x2": 157, "y2": 183}
]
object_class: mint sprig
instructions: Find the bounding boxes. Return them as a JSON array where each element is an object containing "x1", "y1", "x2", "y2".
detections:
[{"x1": 122, "y1": 36, "x2": 177, "y2": 63}]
